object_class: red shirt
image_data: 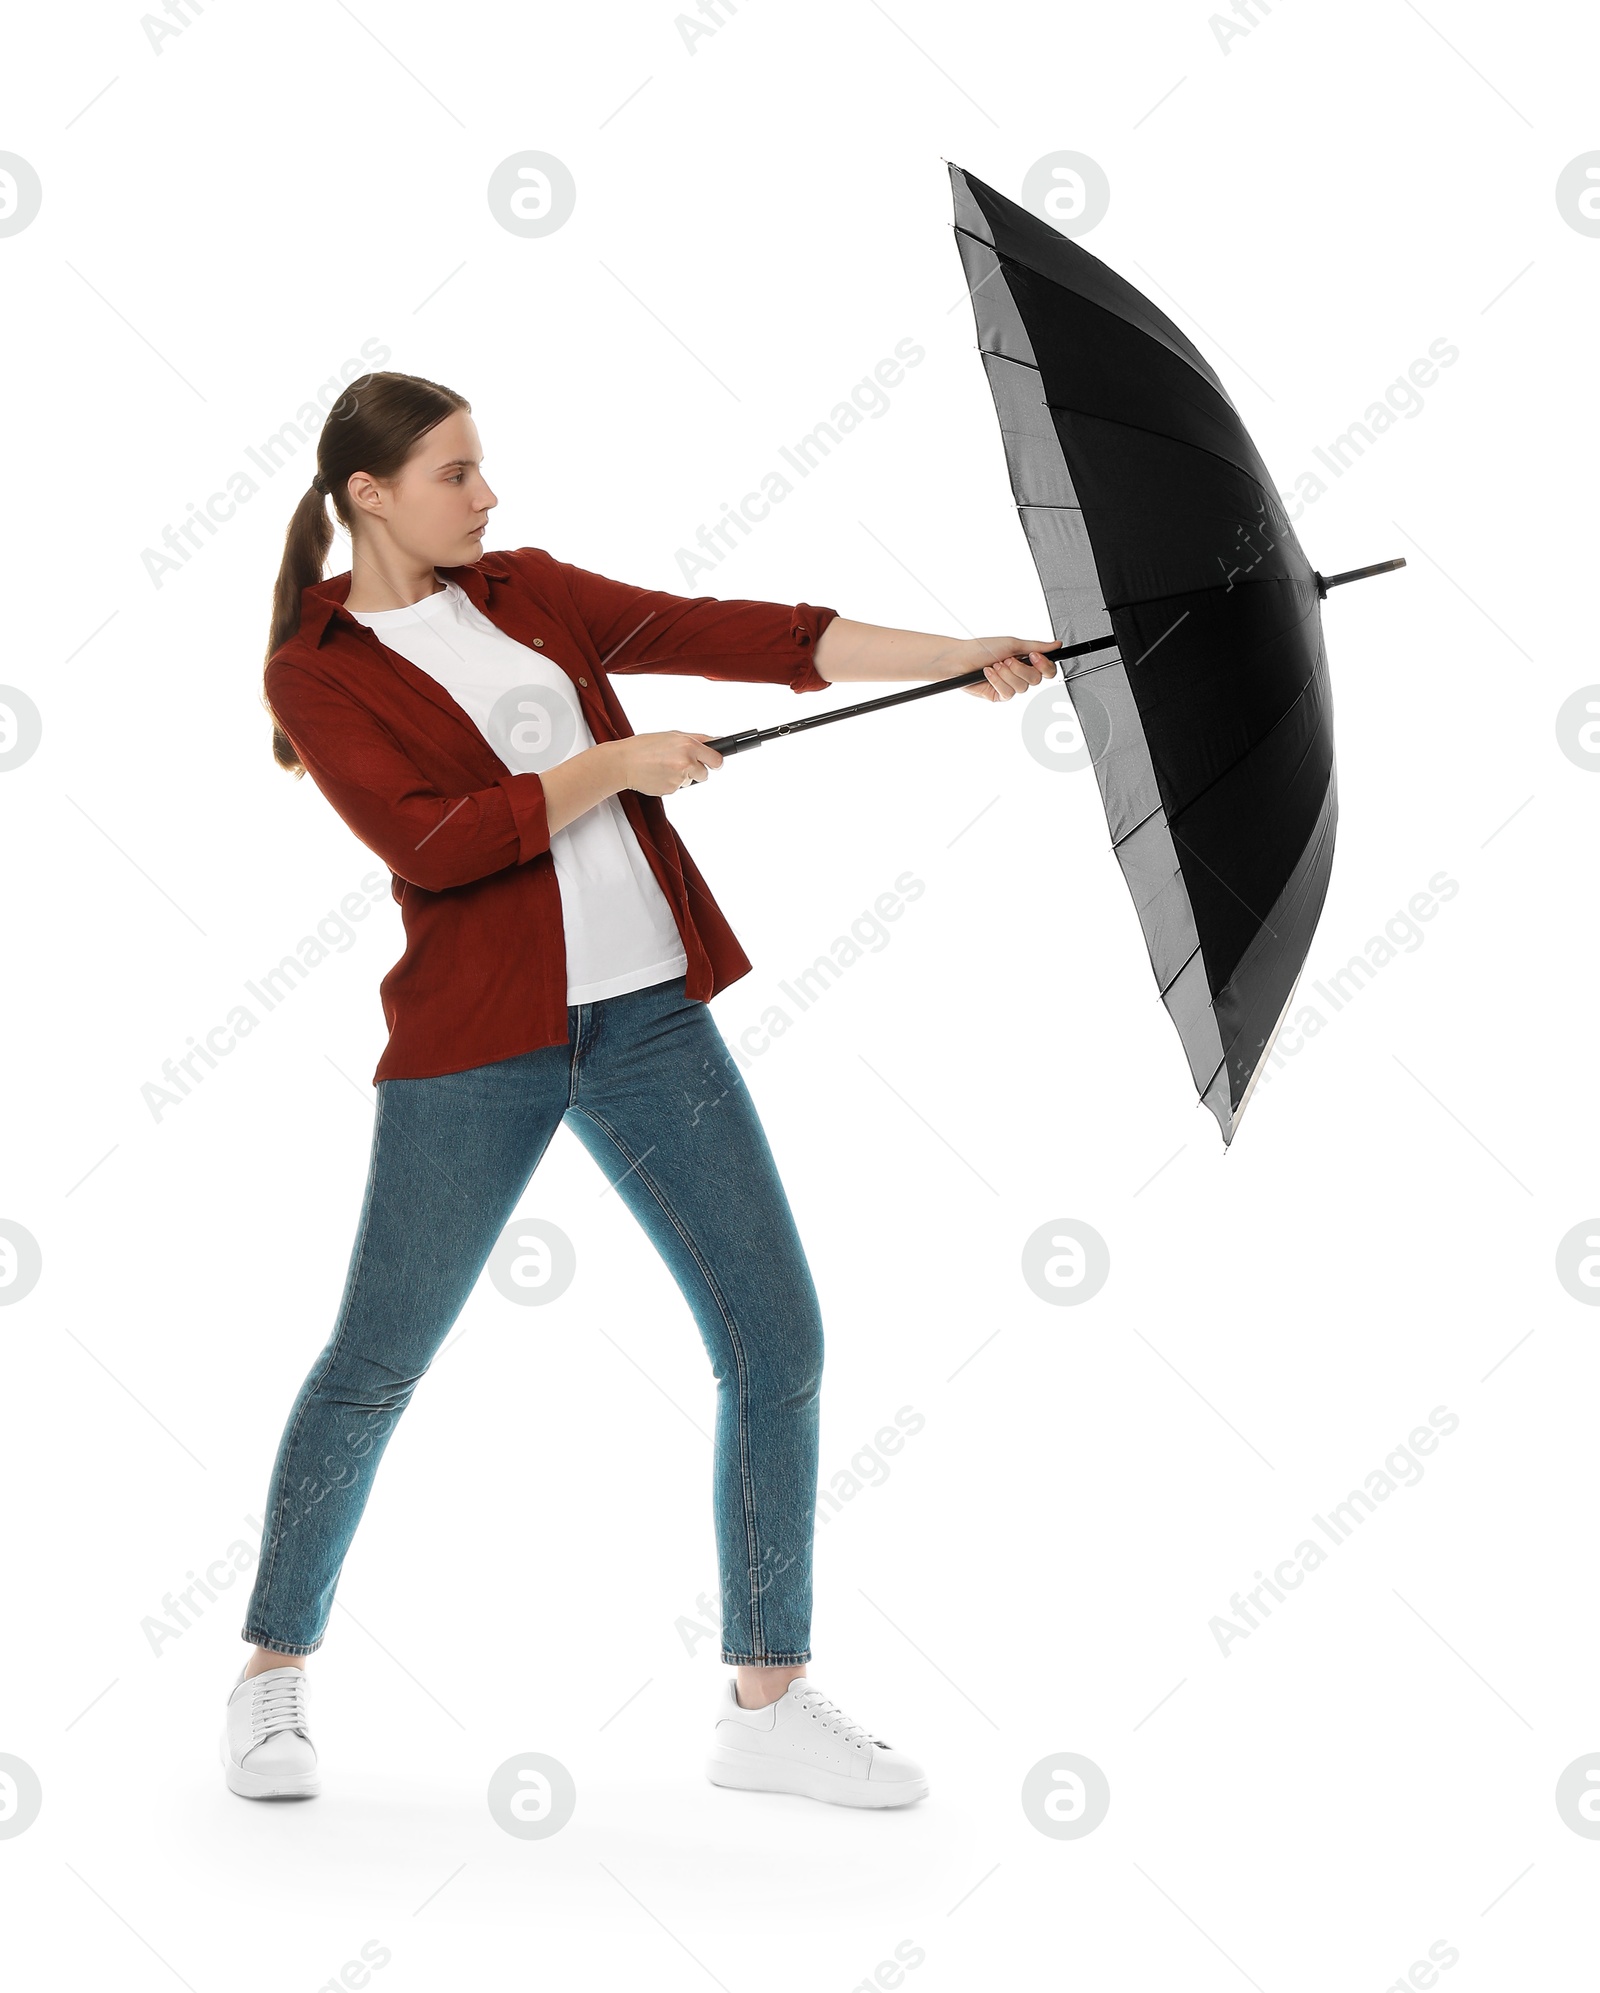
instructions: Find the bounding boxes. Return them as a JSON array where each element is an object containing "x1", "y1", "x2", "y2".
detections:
[{"x1": 264, "y1": 546, "x2": 838, "y2": 1081}]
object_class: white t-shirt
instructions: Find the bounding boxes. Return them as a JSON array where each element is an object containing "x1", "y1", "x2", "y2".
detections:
[{"x1": 348, "y1": 576, "x2": 688, "y2": 1006}]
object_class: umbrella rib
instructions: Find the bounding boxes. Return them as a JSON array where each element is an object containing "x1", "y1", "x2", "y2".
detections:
[
  {"x1": 1141, "y1": 749, "x2": 1335, "y2": 1125},
  {"x1": 1112, "y1": 801, "x2": 1167, "y2": 850},
  {"x1": 1039, "y1": 398, "x2": 1275, "y2": 491},
  {"x1": 952, "y1": 225, "x2": 1028, "y2": 283},
  {"x1": 1120, "y1": 808, "x2": 1290, "y2": 970},
  {"x1": 1163, "y1": 640, "x2": 1327, "y2": 841},
  {"x1": 970, "y1": 341, "x2": 1041, "y2": 376},
  {"x1": 1054, "y1": 652, "x2": 1127, "y2": 683},
  {"x1": 952, "y1": 225, "x2": 1228, "y2": 396},
  {"x1": 975, "y1": 349, "x2": 1241, "y2": 481},
  {"x1": 1173, "y1": 793, "x2": 1336, "y2": 1137},
  {"x1": 1207, "y1": 781, "x2": 1337, "y2": 1007},
  {"x1": 1156, "y1": 938, "x2": 1203, "y2": 1002},
  {"x1": 1187, "y1": 797, "x2": 1338, "y2": 1116},
  {"x1": 1101, "y1": 576, "x2": 1313, "y2": 614},
  {"x1": 1118, "y1": 811, "x2": 1281, "y2": 996},
  {"x1": 1085, "y1": 598, "x2": 1328, "y2": 860},
  {"x1": 1111, "y1": 588, "x2": 1324, "y2": 847},
  {"x1": 1014, "y1": 512, "x2": 1318, "y2": 617},
  {"x1": 1168, "y1": 825, "x2": 1279, "y2": 937},
  {"x1": 1194, "y1": 1045, "x2": 1229, "y2": 1109}
]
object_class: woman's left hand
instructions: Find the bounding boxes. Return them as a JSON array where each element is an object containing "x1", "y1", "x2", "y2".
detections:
[{"x1": 950, "y1": 636, "x2": 1059, "y2": 701}]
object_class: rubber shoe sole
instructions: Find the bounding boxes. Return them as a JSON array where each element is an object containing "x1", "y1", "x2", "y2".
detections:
[
  {"x1": 706, "y1": 1744, "x2": 927, "y2": 1809},
  {"x1": 218, "y1": 1730, "x2": 320, "y2": 1800}
]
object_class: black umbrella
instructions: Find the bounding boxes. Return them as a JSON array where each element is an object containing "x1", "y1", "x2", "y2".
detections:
[{"x1": 704, "y1": 162, "x2": 1403, "y2": 1143}]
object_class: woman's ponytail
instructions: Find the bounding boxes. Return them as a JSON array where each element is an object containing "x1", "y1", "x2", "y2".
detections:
[
  {"x1": 264, "y1": 484, "x2": 337, "y2": 774},
  {"x1": 260, "y1": 370, "x2": 470, "y2": 776}
]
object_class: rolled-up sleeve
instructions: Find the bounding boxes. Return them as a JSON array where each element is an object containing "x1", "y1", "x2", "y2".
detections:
[
  {"x1": 266, "y1": 658, "x2": 551, "y2": 892},
  {"x1": 536, "y1": 550, "x2": 837, "y2": 694}
]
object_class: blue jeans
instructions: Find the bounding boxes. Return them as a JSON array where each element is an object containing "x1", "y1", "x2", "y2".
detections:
[{"x1": 242, "y1": 975, "x2": 822, "y2": 1665}]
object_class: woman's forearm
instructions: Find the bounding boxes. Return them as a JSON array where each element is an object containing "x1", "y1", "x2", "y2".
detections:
[
  {"x1": 538, "y1": 731, "x2": 735, "y2": 833},
  {"x1": 534, "y1": 621, "x2": 1064, "y2": 842},
  {"x1": 540, "y1": 740, "x2": 625, "y2": 835},
  {"x1": 812, "y1": 617, "x2": 978, "y2": 684}
]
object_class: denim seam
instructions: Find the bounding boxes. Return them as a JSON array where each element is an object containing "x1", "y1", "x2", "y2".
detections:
[
  {"x1": 567, "y1": 1004, "x2": 584, "y2": 1107},
  {"x1": 239, "y1": 1631, "x2": 320, "y2": 1658},
  {"x1": 568, "y1": 1102, "x2": 769, "y2": 1660},
  {"x1": 250, "y1": 1083, "x2": 389, "y2": 1648}
]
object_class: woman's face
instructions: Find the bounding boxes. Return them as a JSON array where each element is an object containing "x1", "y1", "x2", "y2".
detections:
[{"x1": 355, "y1": 407, "x2": 498, "y2": 566}]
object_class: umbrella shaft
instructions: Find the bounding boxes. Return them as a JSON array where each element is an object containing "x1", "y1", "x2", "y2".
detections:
[{"x1": 701, "y1": 633, "x2": 1118, "y2": 756}]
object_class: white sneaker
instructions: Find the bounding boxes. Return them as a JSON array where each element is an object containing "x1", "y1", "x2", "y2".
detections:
[
  {"x1": 219, "y1": 1664, "x2": 320, "y2": 1799},
  {"x1": 706, "y1": 1679, "x2": 928, "y2": 1809}
]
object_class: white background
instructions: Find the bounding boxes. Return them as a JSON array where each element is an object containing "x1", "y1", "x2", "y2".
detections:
[{"x1": 2, "y1": 1, "x2": 1596, "y2": 1986}]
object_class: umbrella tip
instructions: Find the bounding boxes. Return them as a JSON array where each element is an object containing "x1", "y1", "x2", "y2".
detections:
[{"x1": 1314, "y1": 556, "x2": 1408, "y2": 598}]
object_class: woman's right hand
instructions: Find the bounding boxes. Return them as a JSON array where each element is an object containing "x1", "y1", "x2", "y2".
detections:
[{"x1": 610, "y1": 731, "x2": 725, "y2": 797}]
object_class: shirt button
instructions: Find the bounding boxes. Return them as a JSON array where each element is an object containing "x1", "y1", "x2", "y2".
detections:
[
  {"x1": 578, "y1": 676, "x2": 588, "y2": 686},
  {"x1": 531, "y1": 637, "x2": 544, "y2": 648}
]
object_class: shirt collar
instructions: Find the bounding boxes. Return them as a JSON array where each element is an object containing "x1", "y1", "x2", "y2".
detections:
[{"x1": 296, "y1": 552, "x2": 513, "y2": 650}]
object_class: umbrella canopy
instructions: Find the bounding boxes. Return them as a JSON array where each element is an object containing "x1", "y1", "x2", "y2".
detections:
[{"x1": 945, "y1": 161, "x2": 1396, "y2": 1144}]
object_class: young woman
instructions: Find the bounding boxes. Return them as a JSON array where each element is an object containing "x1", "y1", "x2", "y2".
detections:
[{"x1": 223, "y1": 369, "x2": 1052, "y2": 1812}]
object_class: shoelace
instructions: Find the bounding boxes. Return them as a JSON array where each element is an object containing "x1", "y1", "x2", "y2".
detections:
[
  {"x1": 248, "y1": 1670, "x2": 309, "y2": 1741},
  {"x1": 791, "y1": 1686, "x2": 889, "y2": 1749}
]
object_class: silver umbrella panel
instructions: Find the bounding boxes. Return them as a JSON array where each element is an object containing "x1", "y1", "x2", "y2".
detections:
[{"x1": 945, "y1": 161, "x2": 1404, "y2": 1145}]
